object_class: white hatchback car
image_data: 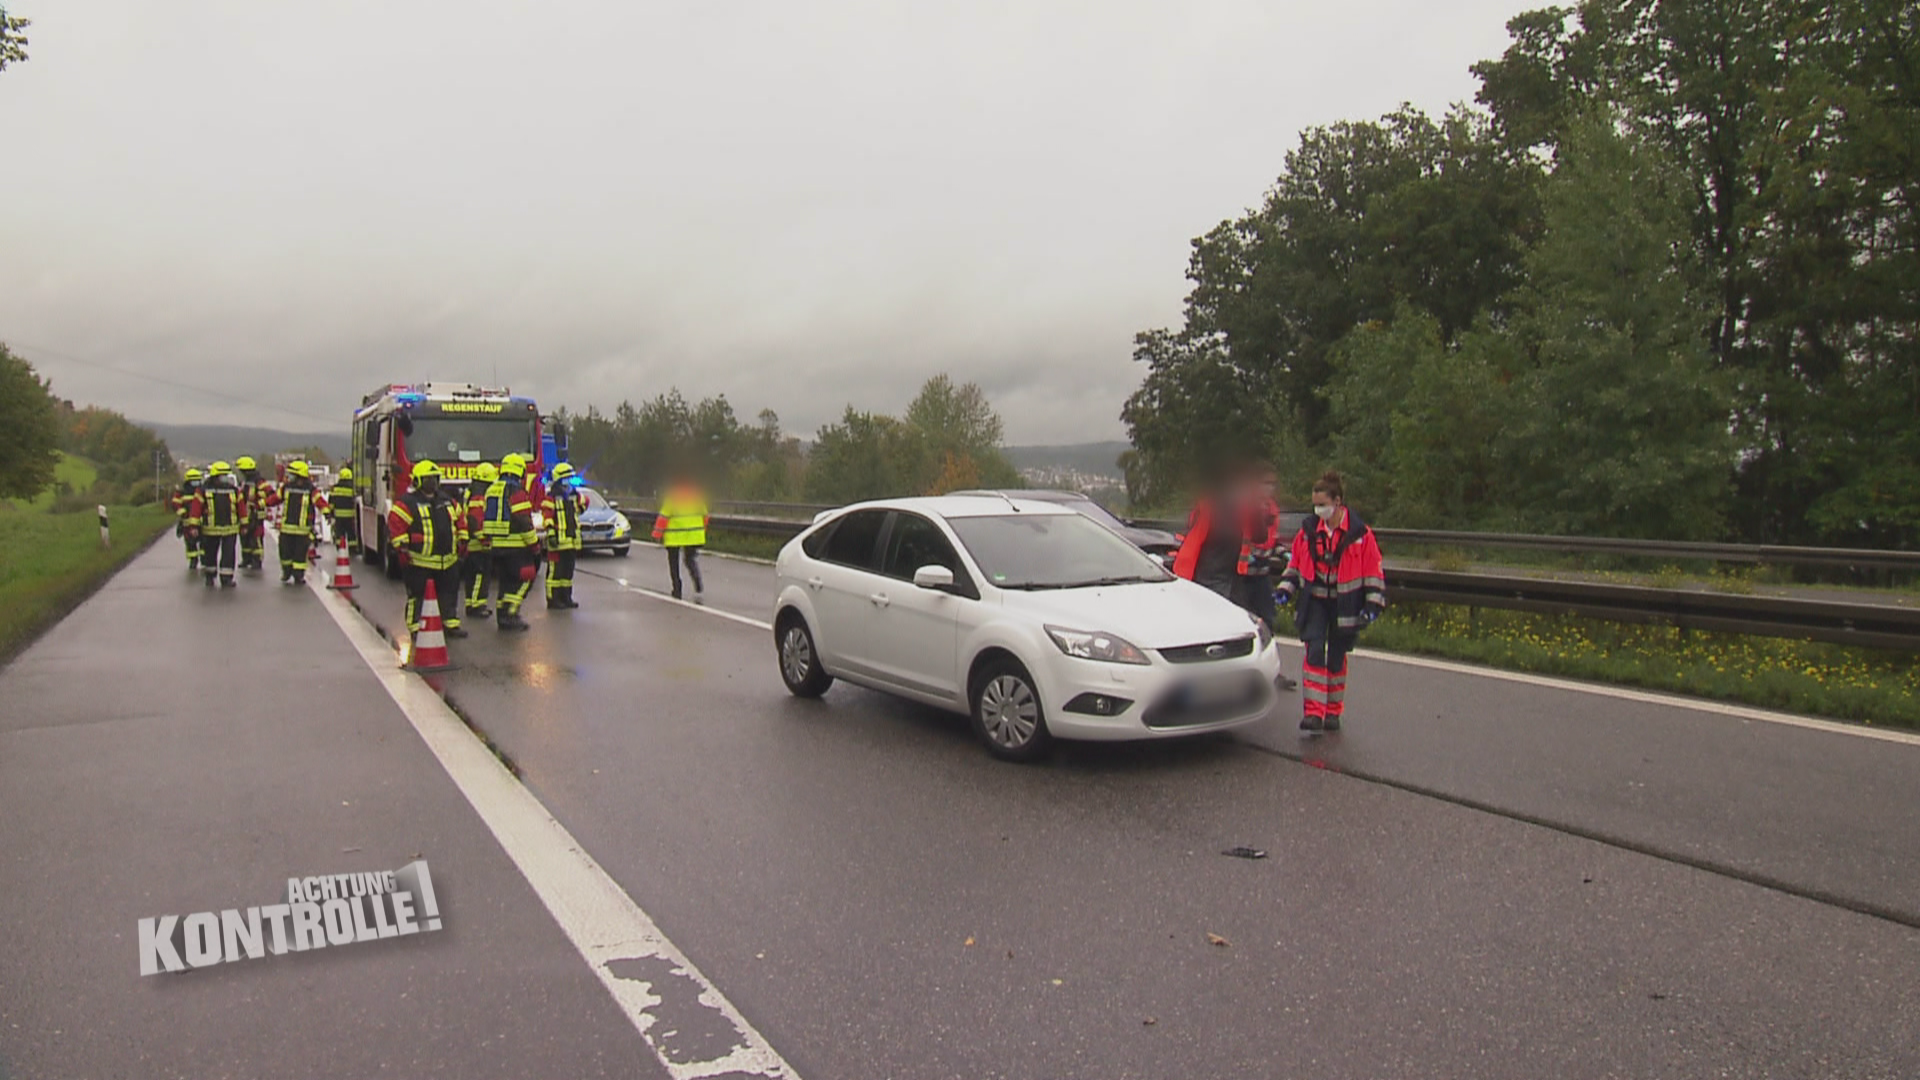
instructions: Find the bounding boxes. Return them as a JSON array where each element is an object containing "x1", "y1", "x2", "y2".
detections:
[{"x1": 772, "y1": 496, "x2": 1282, "y2": 761}]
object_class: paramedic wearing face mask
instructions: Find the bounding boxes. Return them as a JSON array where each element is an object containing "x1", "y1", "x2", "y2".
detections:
[{"x1": 1274, "y1": 470, "x2": 1386, "y2": 733}]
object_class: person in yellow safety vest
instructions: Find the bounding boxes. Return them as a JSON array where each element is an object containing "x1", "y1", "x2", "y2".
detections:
[
  {"x1": 188, "y1": 461, "x2": 245, "y2": 588},
  {"x1": 173, "y1": 467, "x2": 204, "y2": 571},
  {"x1": 235, "y1": 456, "x2": 269, "y2": 571},
  {"x1": 328, "y1": 466, "x2": 358, "y2": 549},
  {"x1": 388, "y1": 460, "x2": 469, "y2": 640},
  {"x1": 652, "y1": 472, "x2": 709, "y2": 602},
  {"x1": 276, "y1": 460, "x2": 319, "y2": 586},
  {"x1": 461, "y1": 461, "x2": 499, "y2": 619},
  {"x1": 542, "y1": 462, "x2": 587, "y2": 610},
  {"x1": 482, "y1": 454, "x2": 540, "y2": 631}
]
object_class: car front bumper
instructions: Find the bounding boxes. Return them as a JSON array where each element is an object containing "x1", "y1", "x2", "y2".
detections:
[{"x1": 1038, "y1": 639, "x2": 1282, "y2": 741}]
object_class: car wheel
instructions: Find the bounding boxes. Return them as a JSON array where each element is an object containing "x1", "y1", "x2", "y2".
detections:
[
  {"x1": 970, "y1": 659, "x2": 1053, "y2": 763},
  {"x1": 776, "y1": 614, "x2": 833, "y2": 698},
  {"x1": 614, "y1": 544, "x2": 631, "y2": 558}
]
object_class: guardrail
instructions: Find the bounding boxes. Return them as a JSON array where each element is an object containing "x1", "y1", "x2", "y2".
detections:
[{"x1": 613, "y1": 503, "x2": 1920, "y2": 650}]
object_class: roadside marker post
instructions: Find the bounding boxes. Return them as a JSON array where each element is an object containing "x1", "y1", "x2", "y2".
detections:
[{"x1": 98, "y1": 505, "x2": 109, "y2": 549}]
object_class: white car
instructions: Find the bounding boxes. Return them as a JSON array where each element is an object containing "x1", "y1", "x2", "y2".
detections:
[{"x1": 772, "y1": 496, "x2": 1282, "y2": 761}]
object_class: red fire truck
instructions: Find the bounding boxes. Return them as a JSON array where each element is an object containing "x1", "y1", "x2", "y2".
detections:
[{"x1": 349, "y1": 383, "x2": 560, "y2": 577}]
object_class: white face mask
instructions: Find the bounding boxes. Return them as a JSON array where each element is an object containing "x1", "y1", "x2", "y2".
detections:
[{"x1": 1314, "y1": 503, "x2": 1339, "y2": 522}]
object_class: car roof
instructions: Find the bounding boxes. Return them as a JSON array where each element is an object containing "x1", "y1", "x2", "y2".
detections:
[
  {"x1": 950, "y1": 488, "x2": 1089, "y2": 504},
  {"x1": 832, "y1": 495, "x2": 1080, "y2": 520}
]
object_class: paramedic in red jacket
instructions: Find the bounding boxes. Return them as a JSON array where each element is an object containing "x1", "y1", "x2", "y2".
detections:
[
  {"x1": 1275, "y1": 471, "x2": 1385, "y2": 732},
  {"x1": 1170, "y1": 466, "x2": 1254, "y2": 601}
]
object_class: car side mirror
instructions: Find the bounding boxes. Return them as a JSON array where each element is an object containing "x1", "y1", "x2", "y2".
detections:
[
  {"x1": 913, "y1": 565, "x2": 956, "y2": 591},
  {"x1": 607, "y1": 500, "x2": 620, "y2": 510}
]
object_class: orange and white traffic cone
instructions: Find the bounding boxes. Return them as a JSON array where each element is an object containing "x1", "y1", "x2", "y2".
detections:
[
  {"x1": 328, "y1": 544, "x2": 358, "y2": 590},
  {"x1": 408, "y1": 579, "x2": 457, "y2": 673}
]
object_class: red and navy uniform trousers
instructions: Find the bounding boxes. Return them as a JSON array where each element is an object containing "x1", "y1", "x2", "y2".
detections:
[{"x1": 1277, "y1": 510, "x2": 1385, "y2": 727}]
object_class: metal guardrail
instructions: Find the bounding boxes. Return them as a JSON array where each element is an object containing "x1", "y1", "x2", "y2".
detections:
[{"x1": 614, "y1": 504, "x2": 1920, "y2": 651}]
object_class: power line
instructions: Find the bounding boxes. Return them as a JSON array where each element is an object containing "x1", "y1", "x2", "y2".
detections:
[{"x1": 6, "y1": 339, "x2": 343, "y2": 427}]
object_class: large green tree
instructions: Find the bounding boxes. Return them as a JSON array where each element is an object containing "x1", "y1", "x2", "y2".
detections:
[
  {"x1": 0, "y1": 345, "x2": 61, "y2": 501},
  {"x1": 0, "y1": 5, "x2": 28, "y2": 75}
]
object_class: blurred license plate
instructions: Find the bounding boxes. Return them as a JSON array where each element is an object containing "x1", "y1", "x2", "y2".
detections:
[{"x1": 1186, "y1": 674, "x2": 1251, "y2": 708}]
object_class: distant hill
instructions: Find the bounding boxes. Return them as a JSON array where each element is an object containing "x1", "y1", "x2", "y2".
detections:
[
  {"x1": 1002, "y1": 441, "x2": 1130, "y2": 480},
  {"x1": 141, "y1": 422, "x2": 349, "y2": 465}
]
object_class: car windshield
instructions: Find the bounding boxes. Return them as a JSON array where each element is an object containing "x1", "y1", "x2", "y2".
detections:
[
  {"x1": 580, "y1": 487, "x2": 609, "y2": 511},
  {"x1": 946, "y1": 513, "x2": 1172, "y2": 590},
  {"x1": 401, "y1": 417, "x2": 535, "y2": 464}
]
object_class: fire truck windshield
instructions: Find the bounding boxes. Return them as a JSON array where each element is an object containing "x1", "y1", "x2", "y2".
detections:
[{"x1": 402, "y1": 416, "x2": 535, "y2": 463}]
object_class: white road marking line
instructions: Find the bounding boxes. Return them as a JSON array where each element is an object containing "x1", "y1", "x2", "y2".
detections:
[
  {"x1": 598, "y1": 573, "x2": 776, "y2": 631},
  {"x1": 592, "y1": 558, "x2": 1918, "y2": 749},
  {"x1": 306, "y1": 574, "x2": 801, "y2": 1079},
  {"x1": 1346, "y1": 646, "x2": 1920, "y2": 748}
]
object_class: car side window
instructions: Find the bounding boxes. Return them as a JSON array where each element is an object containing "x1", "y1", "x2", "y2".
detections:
[
  {"x1": 882, "y1": 513, "x2": 975, "y2": 597},
  {"x1": 820, "y1": 510, "x2": 887, "y2": 571}
]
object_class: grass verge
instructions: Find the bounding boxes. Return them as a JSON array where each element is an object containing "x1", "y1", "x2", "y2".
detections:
[
  {"x1": 1367, "y1": 602, "x2": 1920, "y2": 728},
  {"x1": 698, "y1": 529, "x2": 787, "y2": 562},
  {"x1": 0, "y1": 505, "x2": 176, "y2": 666}
]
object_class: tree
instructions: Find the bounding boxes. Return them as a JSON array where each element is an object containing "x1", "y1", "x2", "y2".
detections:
[
  {"x1": 924, "y1": 452, "x2": 981, "y2": 496},
  {"x1": 902, "y1": 375, "x2": 1020, "y2": 490},
  {"x1": 804, "y1": 408, "x2": 920, "y2": 504},
  {"x1": 0, "y1": 5, "x2": 28, "y2": 75},
  {"x1": 0, "y1": 344, "x2": 61, "y2": 501},
  {"x1": 1497, "y1": 113, "x2": 1734, "y2": 539}
]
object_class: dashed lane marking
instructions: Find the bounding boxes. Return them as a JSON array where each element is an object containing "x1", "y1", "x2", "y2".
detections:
[{"x1": 306, "y1": 571, "x2": 801, "y2": 1080}]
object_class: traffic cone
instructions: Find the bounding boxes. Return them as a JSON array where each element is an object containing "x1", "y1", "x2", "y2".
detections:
[
  {"x1": 328, "y1": 545, "x2": 358, "y2": 590},
  {"x1": 408, "y1": 579, "x2": 457, "y2": 673}
]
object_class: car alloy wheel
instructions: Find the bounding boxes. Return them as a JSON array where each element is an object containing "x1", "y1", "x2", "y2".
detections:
[
  {"x1": 979, "y1": 675, "x2": 1040, "y2": 748},
  {"x1": 776, "y1": 616, "x2": 833, "y2": 698}
]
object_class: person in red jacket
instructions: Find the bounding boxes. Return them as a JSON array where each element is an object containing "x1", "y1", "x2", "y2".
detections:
[
  {"x1": 1275, "y1": 470, "x2": 1385, "y2": 732},
  {"x1": 1170, "y1": 465, "x2": 1255, "y2": 601}
]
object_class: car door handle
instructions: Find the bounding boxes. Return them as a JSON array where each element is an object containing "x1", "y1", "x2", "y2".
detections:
[
  {"x1": 807, "y1": 576, "x2": 824, "y2": 590},
  {"x1": 869, "y1": 592, "x2": 890, "y2": 608}
]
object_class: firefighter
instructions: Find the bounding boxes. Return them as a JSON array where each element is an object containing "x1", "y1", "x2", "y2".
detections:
[
  {"x1": 1275, "y1": 471, "x2": 1385, "y2": 732},
  {"x1": 481, "y1": 454, "x2": 539, "y2": 631},
  {"x1": 173, "y1": 467, "x2": 203, "y2": 571},
  {"x1": 388, "y1": 461, "x2": 468, "y2": 640},
  {"x1": 462, "y1": 462, "x2": 498, "y2": 619},
  {"x1": 236, "y1": 456, "x2": 268, "y2": 570},
  {"x1": 276, "y1": 460, "x2": 319, "y2": 585},
  {"x1": 328, "y1": 466, "x2": 358, "y2": 549},
  {"x1": 542, "y1": 462, "x2": 586, "y2": 610},
  {"x1": 651, "y1": 471, "x2": 709, "y2": 602},
  {"x1": 188, "y1": 461, "x2": 245, "y2": 588}
]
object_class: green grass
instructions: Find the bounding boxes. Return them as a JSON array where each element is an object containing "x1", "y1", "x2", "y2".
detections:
[
  {"x1": 1366, "y1": 602, "x2": 1920, "y2": 728},
  {"x1": 13, "y1": 452, "x2": 99, "y2": 511},
  {"x1": 697, "y1": 529, "x2": 787, "y2": 562},
  {"x1": 0, "y1": 504, "x2": 175, "y2": 665}
]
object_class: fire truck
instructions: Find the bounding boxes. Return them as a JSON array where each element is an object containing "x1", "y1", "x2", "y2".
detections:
[{"x1": 349, "y1": 383, "x2": 566, "y2": 577}]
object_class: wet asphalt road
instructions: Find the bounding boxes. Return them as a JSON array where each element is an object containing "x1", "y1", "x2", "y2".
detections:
[{"x1": 2, "y1": 539, "x2": 1917, "y2": 1078}]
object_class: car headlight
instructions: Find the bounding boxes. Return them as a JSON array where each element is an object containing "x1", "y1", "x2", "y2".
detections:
[
  {"x1": 613, "y1": 514, "x2": 630, "y2": 536},
  {"x1": 1045, "y1": 626, "x2": 1150, "y2": 665},
  {"x1": 1250, "y1": 611, "x2": 1274, "y2": 651}
]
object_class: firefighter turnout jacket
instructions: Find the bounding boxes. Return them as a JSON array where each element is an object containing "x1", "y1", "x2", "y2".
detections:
[
  {"x1": 188, "y1": 480, "x2": 245, "y2": 537},
  {"x1": 543, "y1": 486, "x2": 585, "y2": 551},
  {"x1": 481, "y1": 479, "x2": 539, "y2": 550},
  {"x1": 388, "y1": 490, "x2": 466, "y2": 570},
  {"x1": 279, "y1": 481, "x2": 318, "y2": 537},
  {"x1": 329, "y1": 476, "x2": 357, "y2": 523}
]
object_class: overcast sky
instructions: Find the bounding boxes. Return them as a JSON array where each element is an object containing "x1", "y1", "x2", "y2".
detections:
[{"x1": 0, "y1": 1, "x2": 1519, "y2": 443}]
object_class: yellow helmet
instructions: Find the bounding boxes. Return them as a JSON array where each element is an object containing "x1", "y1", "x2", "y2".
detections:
[
  {"x1": 236, "y1": 456, "x2": 257, "y2": 471},
  {"x1": 500, "y1": 456, "x2": 526, "y2": 478},
  {"x1": 286, "y1": 460, "x2": 310, "y2": 478},
  {"x1": 410, "y1": 460, "x2": 441, "y2": 482},
  {"x1": 474, "y1": 462, "x2": 499, "y2": 483},
  {"x1": 550, "y1": 462, "x2": 575, "y2": 482},
  {"x1": 185, "y1": 467, "x2": 203, "y2": 481},
  {"x1": 208, "y1": 461, "x2": 232, "y2": 476},
  {"x1": 337, "y1": 466, "x2": 353, "y2": 481}
]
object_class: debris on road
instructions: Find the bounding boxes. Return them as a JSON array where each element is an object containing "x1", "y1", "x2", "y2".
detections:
[
  {"x1": 1206, "y1": 932, "x2": 1230, "y2": 948},
  {"x1": 1221, "y1": 847, "x2": 1267, "y2": 860},
  {"x1": 963, "y1": 937, "x2": 974, "y2": 947},
  {"x1": 1143, "y1": 1017, "x2": 1157, "y2": 1026}
]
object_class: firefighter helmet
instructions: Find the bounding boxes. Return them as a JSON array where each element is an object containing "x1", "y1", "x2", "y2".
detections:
[
  {"x1": 500, "y1": 456, "x2": 527, "y2": 478},
  {"x1": 208, "y1": 461, "x2": 232, "y2": 476},
  {"x1": 338, "y1": 466, "x2": 352, "y2": 481},
  {"x1": 474, "y1": 462, "x2": 499, "y2": 484},
  {"x1": 551, "y1": 462, "x2": 575, "y2": 482},
  {"x1": 286, "y1": 460, "x2": 310, "y2": 478},
  {"x1": 185, "y1": 467, "x2": 203, "y2": 481},
  {"x1": 410, "y1": 460, "x2": 441, "y2": 482},
  {"x1": 236, "y1": 456, "x2": 257, "y2": 471}
]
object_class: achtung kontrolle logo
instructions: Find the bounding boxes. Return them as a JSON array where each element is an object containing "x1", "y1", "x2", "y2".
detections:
[{"x1": 138, "y1": 860, "x2": 442, "y2": 976}]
